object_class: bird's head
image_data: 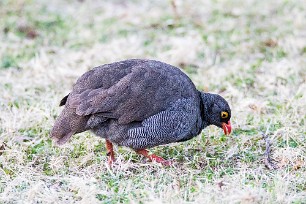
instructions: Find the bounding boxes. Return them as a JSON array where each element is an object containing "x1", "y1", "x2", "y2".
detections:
[{"x1": 200, "y1": 92, "x2": 232, "y2": 135}]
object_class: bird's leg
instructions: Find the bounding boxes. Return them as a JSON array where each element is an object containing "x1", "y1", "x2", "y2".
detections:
[
  {"x1": 135, "y1": 149, "x2": 172, "y2": 166},
  {"x1": 105, "y1": 140, "x2": 115, "y2": 165}
]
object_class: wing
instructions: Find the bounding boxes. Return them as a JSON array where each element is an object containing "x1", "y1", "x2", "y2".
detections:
[
  {"x1": 124, "y1": 98, "x2": 200, "y2": 149},
  {"x1": 67, "y1": 59, "x2": 198, "y2": 124}
]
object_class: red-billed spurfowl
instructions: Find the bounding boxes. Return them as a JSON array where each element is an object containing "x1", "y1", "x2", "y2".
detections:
[{"x1": 51, "y1": 59, "x2": 232, "y2": 165}]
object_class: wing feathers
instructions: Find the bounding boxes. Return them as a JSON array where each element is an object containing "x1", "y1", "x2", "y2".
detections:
[{"x1": 65, "y1": 60, "x2": 198, "y2": 124}]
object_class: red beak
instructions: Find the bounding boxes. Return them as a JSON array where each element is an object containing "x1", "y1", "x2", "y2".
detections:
[{"x1": 222, "y1": 121, "x2": 231, "y2": 135}]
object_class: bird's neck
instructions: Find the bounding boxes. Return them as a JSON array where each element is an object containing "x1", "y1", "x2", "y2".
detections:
[{"x1": 199, "y1": 91, "x2": 215, "y2": 127}]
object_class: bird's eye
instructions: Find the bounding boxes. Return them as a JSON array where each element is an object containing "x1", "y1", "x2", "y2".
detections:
[{"x1": 221, "y1": 111, "x2": 228, "y2": 119}]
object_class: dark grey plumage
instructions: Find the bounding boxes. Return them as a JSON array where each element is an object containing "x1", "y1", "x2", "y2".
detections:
[{"x1": 51, "y1": 59, "x2": 231, "y2": 152}]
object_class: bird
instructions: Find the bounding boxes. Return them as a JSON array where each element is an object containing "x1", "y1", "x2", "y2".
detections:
[{"x1": 50, "y1": 59, "x2": 232, "y2": 165}]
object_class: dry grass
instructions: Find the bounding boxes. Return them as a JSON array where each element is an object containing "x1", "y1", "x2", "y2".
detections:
[{"x1": 0, "y1": 0, "x2": 305, "y2": 203}]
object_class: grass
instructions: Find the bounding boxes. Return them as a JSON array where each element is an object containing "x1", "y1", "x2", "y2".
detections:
[{"x1": 0, "y1": 0, "x2": 305, "y2": 203}]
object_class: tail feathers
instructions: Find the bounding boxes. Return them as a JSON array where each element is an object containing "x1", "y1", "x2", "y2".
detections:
[
  {"x1": 51, "y1": 107, "x2": 89, "y2": 145},
  {"x1": 50, "y1": 106, "x2": 75, "y2": 145},
  {"x1": 59, "y1": 94, "x2": 69, "y2": 106},
  {"x1": 51, "y1": 131, "x2": 74, "y2": 145},
  {"x1": 50, "y1": 119, "x2": 74, "y2": 145}
]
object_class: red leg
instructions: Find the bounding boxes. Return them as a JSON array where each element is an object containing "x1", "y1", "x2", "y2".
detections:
[
  {"x1": 106, "y1": 140, "x2": 115, "y2": 165},
  {"x1": 135, "y1": 149, "x2": 172, "y2": 166}
]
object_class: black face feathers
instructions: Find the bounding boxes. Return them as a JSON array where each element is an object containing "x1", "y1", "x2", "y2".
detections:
[{"x1": 200, "y1": 92, "x2": 231, "y2": 128}]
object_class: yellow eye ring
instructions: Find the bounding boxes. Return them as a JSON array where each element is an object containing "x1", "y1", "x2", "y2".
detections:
[{"x1": 221, "y1": 111, "x2": 228, "y2": 119}]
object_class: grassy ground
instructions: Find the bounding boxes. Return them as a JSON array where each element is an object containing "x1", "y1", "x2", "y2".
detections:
[{"x1": 0, "y1": 0, "x2": 305, "y2": 203}]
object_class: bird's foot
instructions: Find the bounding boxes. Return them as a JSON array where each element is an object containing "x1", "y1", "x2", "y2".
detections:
[
  {"x1": 135, "y1": 149, "x2": 173, "y2": 166},
  {"x1": 149, "y1": 154, "x2": 173, "y2": 166},
  {"x1": 106, "y1": 151, "x2": 115, "y2": 166}
]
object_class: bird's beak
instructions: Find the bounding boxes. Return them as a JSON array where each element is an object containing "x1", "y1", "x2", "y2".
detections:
[{"x1": 222, "y1": 121, "x2": 231, "y2": 135}]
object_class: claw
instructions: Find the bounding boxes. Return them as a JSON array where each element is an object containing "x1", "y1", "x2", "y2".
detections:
[{"x1": 135, "y1": 149, "x2": 173, "y2": 166}]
